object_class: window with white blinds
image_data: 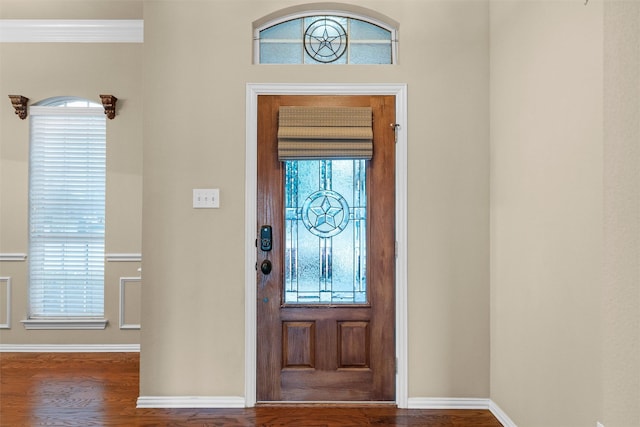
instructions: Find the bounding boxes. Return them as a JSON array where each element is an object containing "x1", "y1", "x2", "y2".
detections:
[{"x1": 29, "y1": 98, "x2": 106, "y2": 318}]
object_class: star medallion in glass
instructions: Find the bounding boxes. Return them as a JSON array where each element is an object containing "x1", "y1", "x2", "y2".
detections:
[{"x1": 284, "y1": 160, "x2": 367, "y2": 304}]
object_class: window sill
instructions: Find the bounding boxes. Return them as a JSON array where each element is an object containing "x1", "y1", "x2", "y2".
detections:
[{"x1": 21, "y1": 318, "x2": 108, "y2": 330}]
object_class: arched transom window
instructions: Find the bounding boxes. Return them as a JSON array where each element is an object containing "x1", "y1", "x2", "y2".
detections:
[{"x1": 255, "y1": 12, "x2": 397, "y2": 64}]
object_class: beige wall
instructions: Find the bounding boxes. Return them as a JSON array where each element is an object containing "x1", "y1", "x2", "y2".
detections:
[
  {"x1": 140, "y1": 0, "x2": 490, "y2": 399},
  {"x1": 0, "y1": 0, "x2": 142, "y2": 19},
  {"x1": 603, "y1": 2, "x2": 640, "y2": 426},
  {"x1": 490, "y1": 1, "x2": 639, "y2": 426},
  {"x1": 0, "y1": 2, "x2": 143, "y2": 345},
  {"x1": 490, "y1": 1, "x2": 603, "y2": 425}
]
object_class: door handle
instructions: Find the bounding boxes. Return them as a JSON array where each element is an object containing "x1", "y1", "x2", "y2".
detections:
[{"x1": 260, "y1": 259, "x2": 272, "y2": 275}]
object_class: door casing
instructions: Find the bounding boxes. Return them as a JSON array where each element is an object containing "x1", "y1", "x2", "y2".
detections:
[{"x1": 244, "y1": 83, "x2": 408, "y2": 407}]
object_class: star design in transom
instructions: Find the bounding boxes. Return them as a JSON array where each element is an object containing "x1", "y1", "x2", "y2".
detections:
[
  {"x1": 311, "y1": 28, "x2": 339, "y2": 55},
  {"x1": 304, "y1": 18, "x2": 347, "y2": 63},
  {"x1": 310, "y1": 196, "x2": 344, "y2": 229}
]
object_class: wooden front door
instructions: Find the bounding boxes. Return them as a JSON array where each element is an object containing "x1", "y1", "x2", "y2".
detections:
[{"x1": 256, "y1": 95, "x2": 396, "y2": 402}]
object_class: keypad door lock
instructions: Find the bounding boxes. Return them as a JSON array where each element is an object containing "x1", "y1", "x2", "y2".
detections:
[{"x1": 260, "y1": 225, "x2": 272, "y2": 251}]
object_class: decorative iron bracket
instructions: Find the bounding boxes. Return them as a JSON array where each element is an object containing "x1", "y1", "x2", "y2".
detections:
[
  {"x1": 8, "y1": 95, "x2": 29, "y2": 120},
  {"x1": 99, "y1": 94, "x2": 118, "y2": 119}
]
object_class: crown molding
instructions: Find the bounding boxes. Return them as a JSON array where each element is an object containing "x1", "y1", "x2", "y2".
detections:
[{"x1": 0, "y1": 20, "x2": 143, "y2": 43}]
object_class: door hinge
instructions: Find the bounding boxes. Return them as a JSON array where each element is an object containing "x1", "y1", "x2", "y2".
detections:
[
  {"x1": 390, "y1": 123, "x2": 400, "y2": 144},
  {"x1": 395, "y1": 357, "x2": 398, "y2": 374},
  {"x1": 395, "y1": 241, "x2": 398, "y2": 259}
]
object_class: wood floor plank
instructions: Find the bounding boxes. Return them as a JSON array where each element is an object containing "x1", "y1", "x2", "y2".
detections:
[{"x1": 0, "y1": 353, "x2": 502, "y2": 426}]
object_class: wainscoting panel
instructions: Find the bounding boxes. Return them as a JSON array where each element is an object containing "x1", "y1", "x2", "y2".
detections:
[
  {"x1": 119, "y1": 277, "x2": 141, "y2": 330},
  {"x1": 0, "y1": 277, "x2": 11, "y2": 329}
]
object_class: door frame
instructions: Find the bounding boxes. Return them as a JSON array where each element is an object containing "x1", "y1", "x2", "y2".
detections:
[{"x1": 244, "y1": 83, "x2": 408, "y2": 408}]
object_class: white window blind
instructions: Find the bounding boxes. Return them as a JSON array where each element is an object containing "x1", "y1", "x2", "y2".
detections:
[{"x1": 29, "y1": 102, "x2": 106, "y2": 318}]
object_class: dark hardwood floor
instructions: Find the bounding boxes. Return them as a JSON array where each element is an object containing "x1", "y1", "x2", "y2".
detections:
[{"x1": 0, "y1": 353, "x2": 502, "y2": 426}]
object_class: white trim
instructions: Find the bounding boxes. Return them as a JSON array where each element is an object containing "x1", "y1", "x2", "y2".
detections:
[
  {"x1": 489, "y1": 400, "x2": 518, "y2": 427},
  {"x1": 0, "y1": 344, "x2": 140, "y2": 352},
  {"x1": 136, "y1": 396, "x2": 245, "y2": 409},
  {"x1": 254, "y1": 10, "x2": 396, "y2": 33},
  {"x1": 408, "y1": 398, "x2": 516, "y2": 427},
  {"x1": 245, "y1": 85, "x2": 259, "y2": 408},
  {"x1": 0, "y1": 19, "x2": 143, "y2": 43},
  {"x1": 0, "y1": 277, "x2": 11, "y2": 329},
  {"x1": 393, "y1": 84, "x2": 409, "y2": 410},
  {"x1": 408, "y1": 397, "x2": 491, "y2": 410},
  {"x1": 119, "y1": 277, "x2": 141, "y2": 330},
  {"x1": 258, "y1": 400, "x2": 397, "y2": 405},
  {"x1": 106, "y1": 253, "x2": 142, "y2": 262},
  {"x1": 0, "y1": 253, "x2": 27, "y2": 262},
  {"x1": 21, "y1": 318, "x2": 108, "y2": 330},
  {"x1": 245, "y1": 83, "x2": 408, "y2": 408}
]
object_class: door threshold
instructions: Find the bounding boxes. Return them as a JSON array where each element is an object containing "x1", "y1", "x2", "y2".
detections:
[{"x1": 256, "y1": 401, "x2": 397, "y2": 407}]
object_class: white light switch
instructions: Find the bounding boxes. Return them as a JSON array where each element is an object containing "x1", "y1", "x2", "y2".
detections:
[{"x1": 193, "y1": 188, "x2": 220, "y2": 209}]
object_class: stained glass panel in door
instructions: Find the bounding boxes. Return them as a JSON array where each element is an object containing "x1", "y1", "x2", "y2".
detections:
[{"x1": 284, "y1": 160, "x2": 367, "y2": 304}]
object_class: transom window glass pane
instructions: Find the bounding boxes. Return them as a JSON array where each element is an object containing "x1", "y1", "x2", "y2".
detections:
[
  {"x1": 258, "y1": 15, "x2": 393, "y2": 64},
  {"x1": 284, "y1": 160, "x2": 367, "y2": 304},
  {"x1": 259, "y1": 19, "x2": 303, "y2": 64}
]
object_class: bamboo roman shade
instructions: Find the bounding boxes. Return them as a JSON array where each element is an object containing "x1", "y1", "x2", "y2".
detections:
[{"x1": 278, "y1": 106, "x2": 373, "y2": 160}]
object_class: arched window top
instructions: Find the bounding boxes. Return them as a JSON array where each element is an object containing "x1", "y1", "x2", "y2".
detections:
[
  {"x1": 254, "y1": 5, "x2": 398, "y2": 64},
  {"x1": 30, "y1": 97, "x2": 104, "y2": 117},
  {"x1": 33, "y1": 96, "x2": 102, "y2": 108}
]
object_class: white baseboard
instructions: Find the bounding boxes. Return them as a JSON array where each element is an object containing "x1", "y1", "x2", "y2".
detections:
[
  {"x1": 408, "y1": 398, "x2": 516, "y2": 427},
  {"x1": 489, "y1": 400, "x2": 518, "y2": 427},
  {"x1": 0, "y1": 344, "x2": 140, "y2": 352},
  {"x1": 136, "y1": 396, "x2": 245, "y2": 409},
  {"x1": 408, "y1": 397, "x2": 491, "y2": 409}
]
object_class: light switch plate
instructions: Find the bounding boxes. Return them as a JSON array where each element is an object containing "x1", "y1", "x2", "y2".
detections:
[{"x1": 193, "y1": 188, "x2": 220, "y2": 208}]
